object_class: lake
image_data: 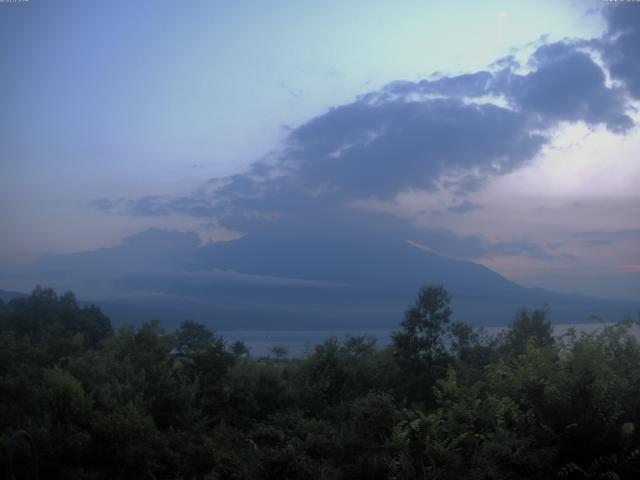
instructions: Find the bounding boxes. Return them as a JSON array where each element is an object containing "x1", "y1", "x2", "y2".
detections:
[{"x1": 219, "y1": 322, "x2": 631, "y2": 357}]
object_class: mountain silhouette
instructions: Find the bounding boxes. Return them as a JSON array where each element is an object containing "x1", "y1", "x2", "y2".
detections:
[{"x1": 25, "y1": 227, "x2": 636, "y2": 330}]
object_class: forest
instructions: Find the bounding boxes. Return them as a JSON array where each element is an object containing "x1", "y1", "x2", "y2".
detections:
[{"x1": 1, "y1": 286, "x2": 640, "y2": 479}]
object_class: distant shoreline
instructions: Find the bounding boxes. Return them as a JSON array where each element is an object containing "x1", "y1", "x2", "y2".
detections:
[{"x1": 219, "y1": 322, "x2": 632, "y2": 357}]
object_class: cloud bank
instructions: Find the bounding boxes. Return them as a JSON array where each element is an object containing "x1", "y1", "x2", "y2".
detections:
[{"x1": 98, "y1": 5, "x2": 639, "y2": 272}]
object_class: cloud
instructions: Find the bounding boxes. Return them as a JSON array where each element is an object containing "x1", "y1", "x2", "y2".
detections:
[
  {"x1": 577, "y1": 229, "x2": 640, "y2": 247},
  {"x1": 602, "y1": 4, "x2": 640, "y2": 99},
  {"x1": 499, "y1": 41, "x2": 633, "y2": 133},
  {"x1": 127, "y1": 194, "x2": 220, "y2": 218},
  {"x1": 409, "y1": 229, "x2": 563, "y2": 262},
  {"x1": 285, "y1": 98, "x2": 545, "y2": 198},
  {"x1": 119, "y1": 89, "x2": 549, "y2": 227},
  {"x1": 447, "y1": 200, "x2": 482, "y2": 214},
  {"x1": 383, "y1": 71, "x2": 493, "y2": 98},
  {"x1": 92, "y1": 198, "x2": 115, "y2": 210},
  {"x1": 96, "y1": 12, "x2": 638, "y2": 264}
]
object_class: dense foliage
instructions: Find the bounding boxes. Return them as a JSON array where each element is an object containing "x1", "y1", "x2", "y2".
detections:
[{"x1": 1, "y1": 286, "x2": 639, "y2": 479}]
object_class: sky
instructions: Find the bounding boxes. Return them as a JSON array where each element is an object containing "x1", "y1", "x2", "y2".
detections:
[{"x1": 1, "y1": 0, "x2": 639, "y2": 301}]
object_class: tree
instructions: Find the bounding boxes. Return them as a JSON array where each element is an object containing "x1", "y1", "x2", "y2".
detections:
[
  {"x1": 269, "y1": 345, "x2": 289, "y2": 361},
  {"x1": 392, "y1": 285, "x2": 452, "y2": 366},
  {"x1": 392, "y1": 285, "x2": 452, "y2": 403},
  {"x1": 231, "y1": 340, "x2": 250, "y2": 357},
  {"x1": 175, "y1": 320, "x2": 215, "y2": 355},
  {"x1": 503, "y1": 307, "x2": 554, "y2": 356}
]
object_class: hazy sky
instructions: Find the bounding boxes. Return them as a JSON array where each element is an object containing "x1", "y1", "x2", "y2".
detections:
[{"x1": 1, "y1": 0, "x2": 639, "y2": 300}]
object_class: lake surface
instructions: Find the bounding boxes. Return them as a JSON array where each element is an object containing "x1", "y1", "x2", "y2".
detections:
[{"x1": 219, "y1": 322, "x2": 629, "y2": 357}]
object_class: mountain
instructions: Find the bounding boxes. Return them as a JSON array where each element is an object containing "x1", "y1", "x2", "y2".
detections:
[
  {"x1": 0, "y1": 289, "x2": 27, "y2": 302},
  {"x1": 25, "y1": 228, "x2": 637, "y2": 330}
]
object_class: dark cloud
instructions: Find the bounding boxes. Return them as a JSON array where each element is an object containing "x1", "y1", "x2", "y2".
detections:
[
  {"x1": 286, "y1": 98, "x2": 545, "y2": 198},
  {"x1": 499, "y1": 41, "x2": 633, "y2": 133},
  {"x1": 487, "y1": 239, "x2": 557, "y2": 261},
  {"x1": 97, "y1": 13, "x2": 637, "y2": 262},
  {"x1": 412, "y1": 229, "x2": 562, "y2": 261},
  {"x1": 121, "y1": 229, "x2": 201, "y2": 250},
  {"x1": 577, "y1": 229, "x2": 640, "y2": 247},
  {"x1": 602, "y1": 4, "x2": 640, "y2": 99},
  {"x1": 546, "y1": 241, "x2": 565, "y2": 251},
  {"x1": 127, "y1": 195, "x2": 173, "y2": 216},
  {"x1": 491, "y1": 54, "x2": 520, "y2": 71},
  {"x1": 384, "y1": 71, "x2": 493, "y2": 98},
  {"x1": 125, "y1": 192, "x2": 220, "y2": 218},
  {"x1": 92, "y1": 198, "x2": 115, "y2": 210}
]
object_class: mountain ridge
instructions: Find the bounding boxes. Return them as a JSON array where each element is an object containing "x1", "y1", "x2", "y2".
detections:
[{"x1": 18, "y1": 228, "x2": 638, "y2": 329}]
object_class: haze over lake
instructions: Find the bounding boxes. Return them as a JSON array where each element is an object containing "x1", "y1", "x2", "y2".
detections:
[{"x1": 220, "y1": 322, "x2": 640, "y2": 357}]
